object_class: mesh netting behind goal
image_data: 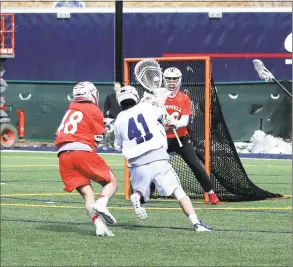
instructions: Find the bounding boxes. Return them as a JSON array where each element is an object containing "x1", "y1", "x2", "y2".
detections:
[{"x1": 126, "y1": 58, "x2": 284, "y2": 201}]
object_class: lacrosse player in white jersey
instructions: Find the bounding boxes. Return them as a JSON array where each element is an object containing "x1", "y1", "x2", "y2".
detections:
[{"x1": 114, "y1": 85, "x2": 212, "y2": 232}]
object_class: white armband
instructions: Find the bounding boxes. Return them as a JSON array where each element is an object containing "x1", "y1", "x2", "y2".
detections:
[
  {"x1": 176, "y1": 115, "x2": 189, "y2": 128},
  {"x1": 165, "y1": 114, "x2": 189, "y2": 129}
]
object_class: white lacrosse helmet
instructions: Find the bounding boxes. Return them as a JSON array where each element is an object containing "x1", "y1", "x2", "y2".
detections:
[
  {"x1": 116, "y1": 85, "x2": 139, "y2": 106},
  {"x1": 73, "y1": 81, "x2": 99, "y2": 105},
  {"x1": 163, "y1": 67, "x2": 182, "y2": 98}
]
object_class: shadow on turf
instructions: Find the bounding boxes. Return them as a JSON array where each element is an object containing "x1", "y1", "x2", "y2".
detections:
[
  {"x1": 110, "y1": 224, "x2": 292, "y2": 234},
  {"x1": 36, "y1": 223, "x2": 192, "y2": 236},
  {"x1": 115, "y1": 223, "x2": 192, "y2": 232},
  {"x1": 37, "y1": 224, "x2": 292, "y2": 236},
  {"x1": 2, "y1": 219, "x2": 291, "y2": 235},
  {"x1": 37, "y1": 224, "x2": 94, "y2": 236}
]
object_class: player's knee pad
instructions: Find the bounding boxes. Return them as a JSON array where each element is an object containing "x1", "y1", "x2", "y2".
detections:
[{"x1": 173, "y1": 187, "x2": 187, "y2": 201}]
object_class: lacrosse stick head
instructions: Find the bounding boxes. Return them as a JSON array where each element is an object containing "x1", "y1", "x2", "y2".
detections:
[
  {"x1": 253, "y1": 59, "x2": 275, "y2": 82},
  {"x1": 141, "y1": 87, "x2": 171, "y2": 108},
  {"x1": 134, "y1": 58, "x2": 163, "y2": 92},
  {"x1": 153, "y1": 87, "x2": 171, "y2": 104}
]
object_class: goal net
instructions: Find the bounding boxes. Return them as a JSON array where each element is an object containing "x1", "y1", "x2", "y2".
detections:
[{"x1": 123, "y1": 57, "x2": 284, "y2": 202}]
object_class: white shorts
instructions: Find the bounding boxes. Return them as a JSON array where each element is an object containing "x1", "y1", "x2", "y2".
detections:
[{"x1": 129, "y1": 160, "x2": 181, "y2": 202}]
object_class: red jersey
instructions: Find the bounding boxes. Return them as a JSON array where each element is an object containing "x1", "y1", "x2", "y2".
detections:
[
  {"x1": 55, "y1": 102, "x2": 104, "y2": 150},
  {"x1": 165, "y1": 91, "x2": 192, "y2": 138}
]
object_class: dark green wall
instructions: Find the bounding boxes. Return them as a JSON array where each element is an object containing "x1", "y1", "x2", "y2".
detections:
[
  {"x1": 215, "y1": 81, "x2": 292, "y2": 141},
  {"x1": 4, "y1": 82, "x2": 113, "y2": 141},
  {"x1": 3, "y1": 81, "x2": 292, "y2": 142}
]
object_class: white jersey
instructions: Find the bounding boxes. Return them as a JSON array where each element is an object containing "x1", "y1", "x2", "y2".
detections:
[{"x1": 114, "y1": 102, "x2": 167, "y2": 159}]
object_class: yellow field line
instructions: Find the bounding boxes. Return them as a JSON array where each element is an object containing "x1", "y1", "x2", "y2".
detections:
[
  {"x1": 0, "y1": 164, "x2": 123, "y2": 167},
  {"x1": 1, "y1": 163, "x2": 290, "y2": 168},
  {"x1": 0, "y1": 156, "x2": 122, "y2": 163},
  {"x1": 0, "y1": 156, "x2": 291, "y2": 167},
  {"x1": 244, "y1": 164, "x2": 291, "y2": 168},
  {"x1": 1, "y1": 156, "x2": 57, "y2": 160},
  {"x1": 0, "y1": 155, "x2": 291, "y2": 168},
  {"x1": 0, "y1": 192, "x2": 125, "y2": 196},
  {"x1": 1, "y1": 203, "x2": 291, "y2": 211},
  {"x1": 0, "y1": 193, "x2": 206, "y2": 204},
  {"x1": 1, "y1": 192, "x2": 291, "y2": 200},
  {"x1": 1, "y1": 164, "x2": 59, "y2": 167}
]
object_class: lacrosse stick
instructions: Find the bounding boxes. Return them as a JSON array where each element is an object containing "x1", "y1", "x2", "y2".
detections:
[
  {"x1": 253, "y1": 59, "x2": 292, "y2": 98},
  {"x1": 134, "y1": 58, "x2": 183, "y2": 147}
]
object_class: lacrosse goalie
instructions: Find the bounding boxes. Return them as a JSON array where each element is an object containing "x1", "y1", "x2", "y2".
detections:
[
  {"x1": 162, "y1": 67, "x2": 219, "y2": 204},
  {"x1": 114, "y1": 85, "x2": 212, "y2": 231}
]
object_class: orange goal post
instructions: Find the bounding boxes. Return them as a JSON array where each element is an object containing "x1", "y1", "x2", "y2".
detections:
[{"x1": 123, "y1": 56, "x2": 212, "y2": 203}]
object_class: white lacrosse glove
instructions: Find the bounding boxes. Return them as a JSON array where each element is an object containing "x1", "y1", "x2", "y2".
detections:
[
  {"x1": 103, "y1": 118, "x2": 115, "y2": 145},
  {"x1": 94, "y1": 134, "x2": 104, "y2": 146},
  {"x1": 104, "y1": 118, "x2": 114, "y2": 128},
  {"x1": 165, "y1": 115, "x2": 179, "y2": 129},
  {"x1": 114, "y1": 143, "x2": 122, "y2": 152}
]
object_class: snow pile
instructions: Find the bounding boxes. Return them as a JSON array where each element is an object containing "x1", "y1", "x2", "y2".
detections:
[{"x1": 235, "y1": 130, "x2": 292, "y2": 154}]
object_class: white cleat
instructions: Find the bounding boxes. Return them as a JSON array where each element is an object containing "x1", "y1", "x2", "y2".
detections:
[
  {"x1": 95, "y1": 217, "x2": 115, "y2": 237},
  {"x1": 194, "y1": 220, "x2": 213, "y2": 232},
  {"x1": 93, "y1": 200, "x2": 116, "y2": 225},
  {"x1": 130, "y1": 194, "x2": 147, "y2": 220}
]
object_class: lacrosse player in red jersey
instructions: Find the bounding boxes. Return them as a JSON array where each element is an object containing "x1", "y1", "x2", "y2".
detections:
[
  {"x1": 55, "y1": 81, "x2": 118, "y2": 236},
  {"x1": 163, "y1": 67, "x2": 220, "y2": 204}
]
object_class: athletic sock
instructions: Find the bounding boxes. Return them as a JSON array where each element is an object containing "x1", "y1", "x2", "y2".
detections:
[
  {"x1": 133, "y1": 192, "x2": 141, "y2": 200},
  {"x1": 98, "y1": 195, "x2": 109, "y2": 207},
  {"x1": 189, "y1": 214, "x2": 200, "y2": 225}
]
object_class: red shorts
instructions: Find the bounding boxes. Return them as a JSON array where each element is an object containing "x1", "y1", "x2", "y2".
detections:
[{"x1": 58, "y1": 150, "x2": 112, "y2": 192}]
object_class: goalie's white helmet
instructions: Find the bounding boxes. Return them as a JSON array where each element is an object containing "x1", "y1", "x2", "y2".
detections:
[
  {"x1": 116, "y1": 85, "x2": 139, "y2": 106},
  {"x1": 73, "y1": 81, "x2": 99, "y2": 105},
  {"x1": 163, "y1": 67, "x2": 182, "y2": 98}
]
